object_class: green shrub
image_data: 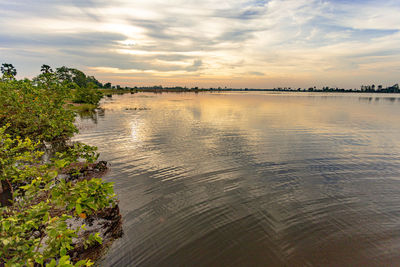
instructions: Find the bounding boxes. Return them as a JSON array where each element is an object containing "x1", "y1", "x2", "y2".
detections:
[
  {"x1": 0, "y1": 126, "x2": 115, "y2": 266},
  {"x1": 0, "y1": 79, "x2": 77, "y2": 142},
  {"x1": 73, "y1": 83, "x2": 103, "y2": 105},
  {"x1": 0, "y1": 66, "x2": 118, "y2": 266}
]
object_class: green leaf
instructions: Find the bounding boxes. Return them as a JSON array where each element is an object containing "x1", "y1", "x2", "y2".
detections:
[
  {"x1": 35, "y1": 256, "x2": 44, "y2": 265},
  {"x1": 48, "y1": 259, "x2": 57, "y2": 267},
  {"x1": 75, "y1": 203, "x2": 82, "y2": 215},
  {"x1": 43, "y1": 211, "x2": 50, "y2": 222},
  {"x1": 2, "y1": 220, "x2": 11, "y2": 231},
  {"x1": 60, "y1": 246, "x2": 67, "y2": 256},
  {"x1": 75, "y1": 260, "x2": 88, "y2": 267},
  {"x1": 2, "y1": 238, "x2": 10, "y2": 246},
  {"x1": 94, "y1": 233, "x2": 103, "y2": 244}
]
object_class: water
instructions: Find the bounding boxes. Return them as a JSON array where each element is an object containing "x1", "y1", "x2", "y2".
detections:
[{"x1": 74, "y1": 92, "x2": 400, "y2": 266}]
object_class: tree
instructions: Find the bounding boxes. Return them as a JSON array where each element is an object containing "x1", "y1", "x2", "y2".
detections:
[
  {"x1": 86, "y1": 76, "x2": 102, "y2": 88},
  {"x1": 1, "y1": 63, "x2": 17, "y2": 78},
  {"x1": 0, "y1": 79, "x2": 77, "y2": 142},
  {"x1": 40, "y1": 64, "x2": 53, "y2": 74},
  {"x1": 70, "y1": 69, "x2": 87, "y2": 88},
  {"x1": 104, "y1": 82, "x2": 111, "y2": 89},
  {"x1": 56, "y1": 66, "x2": 73, "y2": 83},
  {"x1": 73, "y1": 82, "x2": 103, "y2": 105}
]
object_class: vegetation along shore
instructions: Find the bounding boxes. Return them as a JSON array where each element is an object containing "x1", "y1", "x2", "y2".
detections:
[{"x1": 0, "y1": 63, "x2": 123, "y2": 266}]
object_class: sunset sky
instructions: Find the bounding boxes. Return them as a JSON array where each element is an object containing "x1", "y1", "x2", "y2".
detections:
[{"x1": 1, "y1": 0, "x2": 399, "y2": 88}]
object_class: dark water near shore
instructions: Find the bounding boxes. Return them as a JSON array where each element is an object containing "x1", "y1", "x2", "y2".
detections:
[{"x1": 74, "y1": 92, "x2": 400, "y2": 266}]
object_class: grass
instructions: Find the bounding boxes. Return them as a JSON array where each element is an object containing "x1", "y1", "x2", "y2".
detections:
[
  {"x1": 99, "y1": 88, "x2": 135, "y2": 95},
  {"x1": 66, "y1": 103, "x2": 97, "y2": 113}
]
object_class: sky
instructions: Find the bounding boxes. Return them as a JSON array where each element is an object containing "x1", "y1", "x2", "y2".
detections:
[{"x1": 0, "y1": 0, "x2": 400, "y2": 89}]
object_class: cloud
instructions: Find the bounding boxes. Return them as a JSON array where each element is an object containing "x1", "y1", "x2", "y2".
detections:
[
  {"x1": 248, "y1": 71, "x2": 265, "y2": 76},
  {"x1": 186, "y1": 60, "x2": 203, "y2": 72},
  {"x1": 0, "y1": 32, "x2": 125, "y2": 48},
  {"x1": 0, "y1": 0, "x2": 400, "y2": 88}
]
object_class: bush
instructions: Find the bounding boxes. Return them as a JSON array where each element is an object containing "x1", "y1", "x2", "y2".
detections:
[
  {"x1": 0, "y1": 125, "x2": 116, "y2": 266},
  {"x1": 0, "y1": 66, "x2": 118, "y2": 266},
  {"x1": 0, "y1": 79, "x2": 77, "y2": 143},
  {"x1": 73, "y1": 83, "x2": 103, "y2": 105}
]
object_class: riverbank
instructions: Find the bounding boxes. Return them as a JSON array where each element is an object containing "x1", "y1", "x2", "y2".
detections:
[
  {"x1": 66, "y1": 89, "x2": 136, "y2": 114},
  {"x1": 0, "y1": 67, "x2": 123, "y2": 266},
  {"x1": 61, "y1": 161, "x2": 123, "y2": 263}
]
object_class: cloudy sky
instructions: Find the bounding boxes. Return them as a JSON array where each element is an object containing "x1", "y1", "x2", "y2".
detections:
[{"x1": 0, "y1": 0, "x2": 399, "y2": 88}]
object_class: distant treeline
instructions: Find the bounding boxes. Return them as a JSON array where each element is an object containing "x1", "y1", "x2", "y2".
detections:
[
  {"x1": 270, "y1": 84, "x2": 400, "y2": 93},
  {"x1": 115, "y1": 84, "x2": 400, "y2": 93},
  {"x1": 134, "y1": 84, "x2": 400, "y2": 93},
  {"x1": 2, "y1": 63, "x2": 399, "y2": 93}
]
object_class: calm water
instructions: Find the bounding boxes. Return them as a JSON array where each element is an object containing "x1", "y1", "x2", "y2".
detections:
[{"x1": 74, "y1": 92, "x2": 400, "y2": 266}]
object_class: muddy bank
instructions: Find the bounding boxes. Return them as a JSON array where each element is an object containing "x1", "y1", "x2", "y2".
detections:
[
  {"x1": 68, "y1": 205, "x2": 123, "y2": 263},
  {"x1": 0, "y1": 161, "x2": 123, "y2": 266},
  {"x1": 64, "y1": 161, "x2": 124, "y2": 264}
]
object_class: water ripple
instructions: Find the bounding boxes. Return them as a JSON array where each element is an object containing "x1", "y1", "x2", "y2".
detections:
[{"x1": 73, "y1": 92, "x2": 400, "y2": 266}]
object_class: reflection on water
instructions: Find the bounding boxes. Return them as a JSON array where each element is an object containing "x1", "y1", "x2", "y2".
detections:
[
  {"x1": 75, "y1": 107, "x2": 104, "y2": 123},
  {"x1": 359, "y1": 96, "x2": 400, "y2": 103},
  {"x1": 74, "y1": 92, "x2": 400, "y2": 266}
]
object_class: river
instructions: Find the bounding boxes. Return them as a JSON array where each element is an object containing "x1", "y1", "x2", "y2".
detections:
[{"x1": 74, "y1": 92, "x2": 400, "y2": 266}]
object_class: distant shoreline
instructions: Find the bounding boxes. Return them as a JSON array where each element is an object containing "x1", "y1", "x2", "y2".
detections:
[{"x1": 128, "y1": 88, "x2": 400, "y2": 94}]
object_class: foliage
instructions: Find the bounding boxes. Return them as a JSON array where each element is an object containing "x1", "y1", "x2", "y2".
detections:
[
  {"x1": 55, "y1": 67, "x2": 88, "y2": 87},
  {"x1": 0, "y1": 124, "x2": 46, "y2": 201},
  {"x1": 73, "y1": 83, "x2": 103, "y2": 105},
  {"x1": 1, "y1": 63, "x2": 17, "y2": 79},
  {"x1": 67, "y1": 104, "x2": 97, "y2": 114},
  {"x1": 86, "y1": 76, "x2": 102, "y2": 88},
  {"x1": 0, "y1": 63, "x2": 107, "y2": 142},
  {"x1": 0, "y1": 78, "x2": 77, "y2": 142},
  {"x1": 41, "y1": 64, "x2": 53, "y2": 74},
  {"x1": 70, "y1": 69, "x2": 87, "y2": 88},
  {"x1": 56, "y1": 66, "x2": 73, "y2": 84},
  {"x1": 84, "y1": 233, "x2": 103, "y2": 249},
  {"x1": 58, "y1": 142, "x2": 98, "y2": 164},
  {"x1": 0, "y1": 203, "x2": 79, "y2": 266},
  {"x1": 53, "y1": 66, "x2": 104, "y2": 90},
  {"x1": 0, "y1": 125, "x2": 115, "y2": 266},
  {"x1": 52, "y1": 178, "x2": 116, "y2": 217},
  {"x1": 0, "y1": 64, "x2": 118, "y2": 266},
  {"x1": 53, "y1": 142, "x2": 99, "y2": 179}
]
